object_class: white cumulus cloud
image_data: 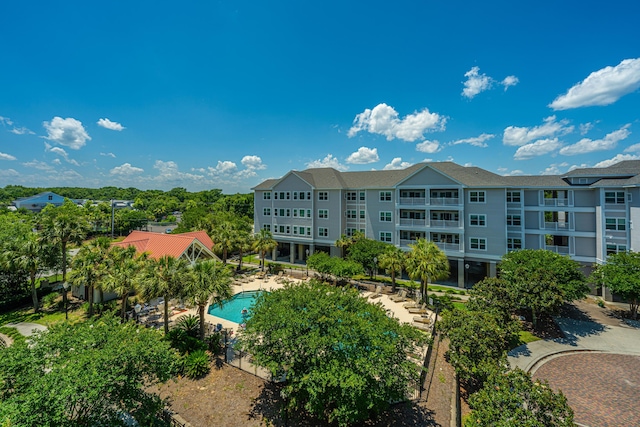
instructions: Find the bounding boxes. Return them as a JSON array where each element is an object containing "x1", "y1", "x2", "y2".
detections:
[
  {"x1": 462, "y1": 67, "x2": 519, "y2": 99},
  {"x1": 44, "y1": 142, "x2": 79, "y2": 166},
  {"x1": 97, "y1": 118, "x2": 125, "y2": 131},
  {"x1": 22, "y1": 160, "x2": 55, "y2": 171},
  {"x1": 624, "y1": 143, "x2": 640, "y2": 153},
  {"x1": 346, "y1": 147, "x2": 379, "y2": 164},
  {"x1": 416, "y1": 140, "x2": 441, "y2": 153},
  {"x1": 502, "y1": 75, "x2": 519, "y2": 90},
  {"x1": 11, "y1": 127, "x2": 34, "y2": 135},
  {"x1": 209, "y1": 161, "x2": 238, "y2": 175},
  {"x1": 450, "y1": 133, "x2": 494, "y2": 148},
  {"x1": 514, "y1": 138, "x2": 562, "y2": 160},
  {"x1": 594, "y1": 153, "x2": 640, "y2": 168},
  {"x1": 540, "y1": 162, "x2": 569, "y2": 175},
  {"x1": 306, "y1": 154, "x2": 348, "y2": 171},
  {"x1": 549, "y1": 58, "x2": 640, "y2": 110},
  {"x1": 559, "y1": 125, "x2": 630, "y2": 156},
  {"x1": 110, "y1": 163, "x2": 144, "y2": 175},
  {"x1": 348, "y1": 103, "x2": 446, "y2": 142},
  {"x1": 100, "y1": 152, "x2": 116, "y2": 158},
  {"x1": 241, "y1": 155, "x2": 266, "y2": 170},
  {"x1": 0, "y1": 152, "x2": 16, "y2": 161},
  {"x1": 383, "y1": 158, "x2": 412, "y2": 170},
  {"x1": 43, "y1": 117, "x2": 91, "y2": 149},
  {"x1": 0, "y1": 116, "x2": 13, "y2": 126},
  {"x1": 503, "y1": 116, "x2": 573, "y2": 147}
]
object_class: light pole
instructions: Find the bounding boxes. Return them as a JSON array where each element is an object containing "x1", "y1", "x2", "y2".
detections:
[
  {"x1": 464, "y1": 263, "x2": 470, "y2": 289},
  {"x1": 62, "y1": 282, "x2": 69, "y2": 320},
  {"x1": 373, "y1": 256, "x2": 377, "y2": 279},
  {"x1": 305, "y1": 248, "x2": 310, "y2": 277}
]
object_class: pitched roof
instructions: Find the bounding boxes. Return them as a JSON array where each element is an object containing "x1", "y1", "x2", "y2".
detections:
[{"x1": 112, "y1": 230, "x2": 215, "y2": 260}]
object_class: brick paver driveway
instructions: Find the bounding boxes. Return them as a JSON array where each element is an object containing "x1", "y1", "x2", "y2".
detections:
[{"x1": 533, "y1": 352, "x2": 640, "y2": 427}]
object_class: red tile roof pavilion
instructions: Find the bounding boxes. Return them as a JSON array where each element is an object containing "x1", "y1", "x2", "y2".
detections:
[{"x1": 112, "y1": 230, "x2": 219, "y2": 264}]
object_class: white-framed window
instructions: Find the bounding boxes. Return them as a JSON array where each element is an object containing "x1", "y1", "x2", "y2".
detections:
[
  {"x1": 506, "y1": 191, "x2": 520, "y2": 203},
  {"x1": 318, "y1": 191, "x2": 328, "y2": 201},
  {"x1": 359, "y1": 191, "x2": 366, "y2": 201},
  {"x1": 346, "y1": 210, "x2": 357, "y2": 219},
  {"x1": 293, "y1": 192, "x2": 298, "y2": 200},
  {"x1": 470, "y1": 237, "x2": 486, "y2": 250},
  {"x1": 607, "y1": 244, "x2": 627, "y2": 255},
  {"x1": 263, "y1": 192, "x2": 271, "y2": 200},
  {"x1": 318, "y1": 209, "x2": 328, "y2": 219},
  {"x1": 380, "y1": 232, "x2": 392, "y2": 243},
  {"x1": 506, "y1": 214, "x2": 521, "y2": 226},
  {"x1": 276, "y1": 225, "x2": 290, "y2": 234},
  {"x1": 293, "y1": 226, "x2": 298, "y2": 235},
  {"x1": 605, "y1": 218, "x2": 626, "y2": 231},
  {"x1": 274, "y1": 191, "x2": 290, "y2": 200},
  {"x1": 345, "y1": 228, "x2": 356, "y2": 237},
  {"x1": 294, "y1": 226, "x2": 309, "y2": 236},
  {"x1": 262, "y1": 224, "x2": 271, "y2": 231},
  {"x1": 380, "y1": 191, "x2": 392, "y2": 201},
  {"x1": 263, "y1": 208, "x2": 271, "y2": 216},
  {"x1": 359, "y1": 210, "x2": 366, "y2": 219},
  {"x1": 275, "y1": 208, "x2": 290, "y2": 217},
  {"x1": 507, "y1": 238, "x2": 522, "y2": 250},
  {"x1": 345, "y1": 191, "x2": 357, "y2": 201},
  {"x1": 469, "y1": 191, "x2": 485, "y2": 203},
  {"x1": 469, "y1": 214, "x2": 486, "y2": 226},
  {"x1": 379, "y1": 211, "x2": 392, "y2": 222},
  {"x1": 605, "y1": 191, "x2": 625, "y2": 204},
  {"x1": 318, "y1": 227, "x2": 328, "y2": 237},
  {"x1": 305, "y1": 209, "x2": 311, "y2": 218}
]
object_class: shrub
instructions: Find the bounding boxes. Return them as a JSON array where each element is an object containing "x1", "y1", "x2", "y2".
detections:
[
  {"x1": 183, "y1": 350, "x2": 210, "y2": 379},
  {"x1": 42, "y1": 292, "x2": 60, "y2": 309},
  {"x1": 174, "y1": 314, "x2": 200, "y2": 338},
  {"x1": 166, "y1": 329, "x2": 206, "y2": 355},
  {"x1": 207, "y1": 333, "x2": 223, "y2": 355}
]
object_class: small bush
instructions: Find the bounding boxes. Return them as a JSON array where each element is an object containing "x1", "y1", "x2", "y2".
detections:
[
  {"x1": 166, "y1": 329, "x2": 207, "y2": 355},
  {"x1": 207, "y1": 333, "x2": 223, "y2": 355},
  {"x1": 41, "y1": 292, "x2": 60, "y2": 309},
  {"x1": 183, "y1": 350, "x2": 210, "y2": 379},
  {"x1": 174, "y1": 314, "x2": 200, "y2": 338},
  {"x1": 596, "y1": 298, "x2": 605, "y2": 308}
]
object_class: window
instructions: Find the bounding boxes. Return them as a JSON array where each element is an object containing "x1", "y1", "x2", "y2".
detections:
[
  {"x1": 294, "y1": 226, "x2": 308, "y2": 236},
  {"x1": 318, "y1": 209, "x2": 328, "y2": 219},
  {"x1": 293, "y1": 192, "x2": 298, "y2": 200},
  {"x1": 506, "y1": 214, "x2": 521, "y2": 226},
  {"x1": 263, "y1": 208, "x2": 271, "y2": 216},
  {"x1": 605, "y1": 218, "x2": 626, "y2": 231},
  {"x1": 469, "y1": 214, "x2": 486, "y2": 226},
  {"x1": 263, "y1": 192, "x2": 271, "y2": 200},
  {"x1": 293, "y1": 226, "x2": 298, "y2": 235},
  {"x1": 469, "y1": 191, "x2": 485, "y2": 203},
  {"x1": 275, "y1": 208, "x2": 290, "y2": 217},
  {"x1": 262, "y1": 224, "x2": 271, "y2": 231},
  {"x1": 359, "y1": 191, "x2": 366, "y2": 201},
  {"x1": 506, "y1": 191, "x2": 521, "y2": 203},
  {"x1": 318, "y1": 227, "x2": 328, "y2": 237},
  {"x1": 276, "y1": 225, "x2": 290, "y2": 234},
  {"x1": 379, "y1": 211, "x2": 392, "y2": 222},
  {"x1": 380, "y1": 191, "x2": 392, "y2": 201},
  {"x1": 345, "y1": 228, "x2": 356, "y2": 237},
  {"x1": 507, "y1": 238, "x2": 522, "y2": 250},
  {"x1": 292, "y1": 209, "x2": 298, "y2": 217},
  {"x1": 318, "y1": 192, "x2": 328, "y2": 201},
  {"x1": 346, "y1": 192, "x2": 357, "y2": 201},
  {"x1": 430, "y1": 190, "x2": 458, "y2": 199},
  {"x1": 607, "y1": 244, "x2": 627, "y2": 255},
  {"x1": 470, "y1": 237, "x2": 487, "y2": 250},
  {"x1": 346, "y1": 210, "x2": 357, "y2": 219},
  {"x1": 306, "y1": 209, "x2": 312, "y2": 218},
  {"x1": 605, "y1": 191, "x2": 625, "y2": 204},
  {"x1": 380, "y1": 232, "x2": 392, "y2": 242},
  {"x1": 359, "y1": 210, "x2": 366, "y2": 219}
]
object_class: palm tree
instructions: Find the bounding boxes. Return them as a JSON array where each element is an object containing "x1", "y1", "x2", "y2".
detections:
[
  {"x1": 68, "y1": 237, "x2": 111, "y2": 317},
  {"x1": 211, "y1": 221, "x2": 235, "y2": 263},
  {"x1": 235, "y1": 227, "x2": 253, "y2": 271},
  {"x1": 184, "y1": 260, "x2": 233, "y2": 340},
  {"x1": 38, "y1": 200, "x2": 90, "y2": 313},
  {"x1": 141, "y1": 255, "x2": 190, "y2": 335},
  {"x1": 252, "y1": 229, "x2": 277, "y2": 272},
  {"x1": 378, "y1": 246, "x2": 405, "y2": 293},
  {"x1": 335, "y1": 234, "x2": 352, "y2": 258},
  {"x1": 104, "y1": 246, "x2": 148, "y2": 321},
  {"x1": 405, "y1": 238, "x2": 449, "y2": 302}
]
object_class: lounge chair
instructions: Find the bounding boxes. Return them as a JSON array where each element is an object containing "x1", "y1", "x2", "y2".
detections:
[
  {"x1": 413, "y1": 315, "x2": 431, "y2": 324},
  {"x1": 413, "y1": 323, "x2": 431, "y2": 332},
  {"x1": 403, "y1": 301, "x2": 420, "y2": 308},
  {"x1": 389, "y1": 290, "x2": 407, "y2": 302},
  {"x1": 407, "y1": 304, "x2": 428, "y2": 314}
]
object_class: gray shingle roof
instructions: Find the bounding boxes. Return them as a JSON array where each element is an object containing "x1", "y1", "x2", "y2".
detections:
[{"x1": 563, "y1": 160, "x2": 640, "y2": 177}]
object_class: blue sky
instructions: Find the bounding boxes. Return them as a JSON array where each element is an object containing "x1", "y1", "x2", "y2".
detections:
[{"x1": 1, "y1": 1, "x2": 639, "y2": 193}]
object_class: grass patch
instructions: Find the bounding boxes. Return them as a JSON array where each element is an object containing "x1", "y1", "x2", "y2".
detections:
[
  {"x1": 0, "y1": 326, "x2": 27, "y2": 345},
  {"x1": 0, "y1": 305, "x2": 84, "y2": 328},
  {"x1": 452, "y1": 302, "x2": 468, "y2": 311},
  {"x1": 518, "y1": 330, "x2": 541, "y2": 345}
]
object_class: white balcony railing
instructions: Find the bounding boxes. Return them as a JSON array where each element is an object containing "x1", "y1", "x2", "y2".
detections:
[
  {"x1": 543, "y1": 198, "x2": 570, "y2": 207},
  {"x1": 399, "y1": 218, "x2": 427, "y2": 227},
  {"x1": 399, "y1": 197, "x2": 426, "y2": 205},
  {"x1": 434, "y1": 242, "x2": 461, "y2": 252},
  {"x1": 545, "y1": 245, "x2": 571, "y2": 255},
  {"x1": 544, "y1": 222, "x2": 571, "y2": 230},
  {"x1": 429, "y1": 197, "x2": 460, "y2": 206},
  {"x1": 430, "y1": 219, "x2": 462, "y2": 228}
]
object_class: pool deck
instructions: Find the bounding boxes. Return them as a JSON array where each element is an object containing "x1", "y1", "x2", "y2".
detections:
[{"x1": 176, "y1": 274, "x2": 434, "y2": 335}]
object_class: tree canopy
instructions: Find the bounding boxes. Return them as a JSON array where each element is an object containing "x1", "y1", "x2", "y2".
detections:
[
  {"x1": 592, "y1": 251, "x2": 640, "y2": 319},
  {"x1": 405, "y1": 238, "x2": 449, "y2": 301},
  {"x1": 238, "y1": 281, "x2": 426, "y2": 426},
  {"x1": 0, "y1": 314, "x2": 177, "y2": 426}
]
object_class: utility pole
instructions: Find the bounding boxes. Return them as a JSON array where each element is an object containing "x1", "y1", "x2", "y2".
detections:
[{"x1": 111, "y1": 199, "x2": 115, "y2": 238}]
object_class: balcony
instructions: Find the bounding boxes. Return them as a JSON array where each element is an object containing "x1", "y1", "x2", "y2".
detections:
[
  {"x1": 399, "y1": 218, "x2": 427, "y2": 227},
  {"x1": 542, "y1": 198, "x2": 570, "y2": 207},
  {"x1": 434, "y1": 242, "x2": 461, "y2": 252},
  {"x1": 544, "y1": 221, "x2": 572, "y2": 231},
  {"x1": 430, "y1": 219, "x2": 462, "y2": 228},
  {"x1": 399, "y1": 197, "x2": 426, "y2": 206},
  {"x1": 545, "y1": 245, "x2": 571, "y2": 255},
  {"x1": 429, "y1": 197, "x2": 460, "y2": 206}
]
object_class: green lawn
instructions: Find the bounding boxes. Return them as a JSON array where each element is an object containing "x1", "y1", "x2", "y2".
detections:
[
  {"x1": 0, "y1": 304, "x2": 84, "y2": 329},
  {"x1": 518, "y1": 330, "x2": 541, "y2": 345}
]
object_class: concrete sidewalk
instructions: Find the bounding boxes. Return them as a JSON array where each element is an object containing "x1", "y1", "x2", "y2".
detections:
[{"x1": 508, "y1": 315, "x2": 640, "y2": 373}]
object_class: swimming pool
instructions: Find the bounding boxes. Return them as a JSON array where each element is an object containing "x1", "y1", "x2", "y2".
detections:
[{"x1": 207, "y1": 290, "x2": 264, "y2": 324}]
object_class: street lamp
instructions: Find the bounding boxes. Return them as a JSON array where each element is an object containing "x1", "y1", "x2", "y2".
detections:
[
  {"x1": 305, "y1": 248, "x2": 310, "y2": 277},
  {"x1": 373, "y1": 256, "x2": 378, "y2": 279},
  {"x1": 62, "y1": 282, "x2": 69, "y2": 320},
  {"x1": 464, "y1": 263, "x2": 470, "y2": 289}
]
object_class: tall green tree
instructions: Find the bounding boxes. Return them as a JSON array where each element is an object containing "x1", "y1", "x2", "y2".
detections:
[
  {"x1": 211, "y1": 220, "x2": 236, "y2": 263},
  {"x1": 68, "y1": 237, "x2": 111, "y2": 317},
  {"x1": 239, "y1": 281, "x2": 426, "y2": 426},
  {"x1": 233, "y1": 218, "x2": 253, "y2": 271},
  {"x1": 142, "y1": 255, "x2": 191, "y2": 334},
  {"x1": 378, "y1": 246, "x2": 406, "y2": 292},
  {"x1": 38, "y1": 200, "x2": 91, "y2": 312},
  {"x1": 104, "y1": 245, "x2": 148, "y2": 321},
  {"x1": 252, "y1": 229, "x2": 277, "y2": 272},
  {"x1": 184, "y1": 260, "x2": 233, "y2": 340},
  {"x1": 346, "y1": 237, "x2": 389, "y2": 278},
  {"x1": 499, "y1": 249, "x2": 588, "y2": 327},
  {"x1": 465, "y1": 369, "x2": 574, "y2": 427},
  {"x1": 592, "y1": 251, "x2": 640, "y2": 319},
  {"x1": 0, "y1": 314, "x2": 177, "y2": 426},
  {"x1": 405, "y1": 238, "x2": 449, "y2": 302},
  {"x1": 466, "y1": 277, "x2": 516, "y2": 326}
]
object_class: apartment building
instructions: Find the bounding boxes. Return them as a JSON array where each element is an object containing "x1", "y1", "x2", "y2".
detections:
[{"x1": 253, "y1": 160, "x2": 640, "y2": 297}]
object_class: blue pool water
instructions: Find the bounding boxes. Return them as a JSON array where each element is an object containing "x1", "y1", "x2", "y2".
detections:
[{"x1": 208, "y1": 291, "x2": 264, "y2": 323}]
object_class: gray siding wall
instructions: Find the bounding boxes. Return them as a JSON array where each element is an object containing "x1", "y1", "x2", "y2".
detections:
[
  {"x1": 523, "y1": 190, "x2": 539, "y2": 206},
  {"x1": 368, "y1": 189, "x2": 396, "y2": 243},
  {"x1": 574, "y1": 212, "x2": 596, "y2": 233},
  {"x1": 574, "y1": 189, "x2": 596, "y2": 207},
  {"x1": 574, "y1": 237, "x2": 596, "y2": 258},
  {"x1": 401, "y1": 166, "x2": 459, "y2": 186},
  {"x1": 465, "y1": 188, "x2": 505, "y2": 258},
  {"x1": 630, "y1": 188, "x2": 640, "y2": 252}
]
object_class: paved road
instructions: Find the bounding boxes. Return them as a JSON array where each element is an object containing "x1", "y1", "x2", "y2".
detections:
[{"x1": 4, "y1": 322, "x2": 47, "y2": 337}]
